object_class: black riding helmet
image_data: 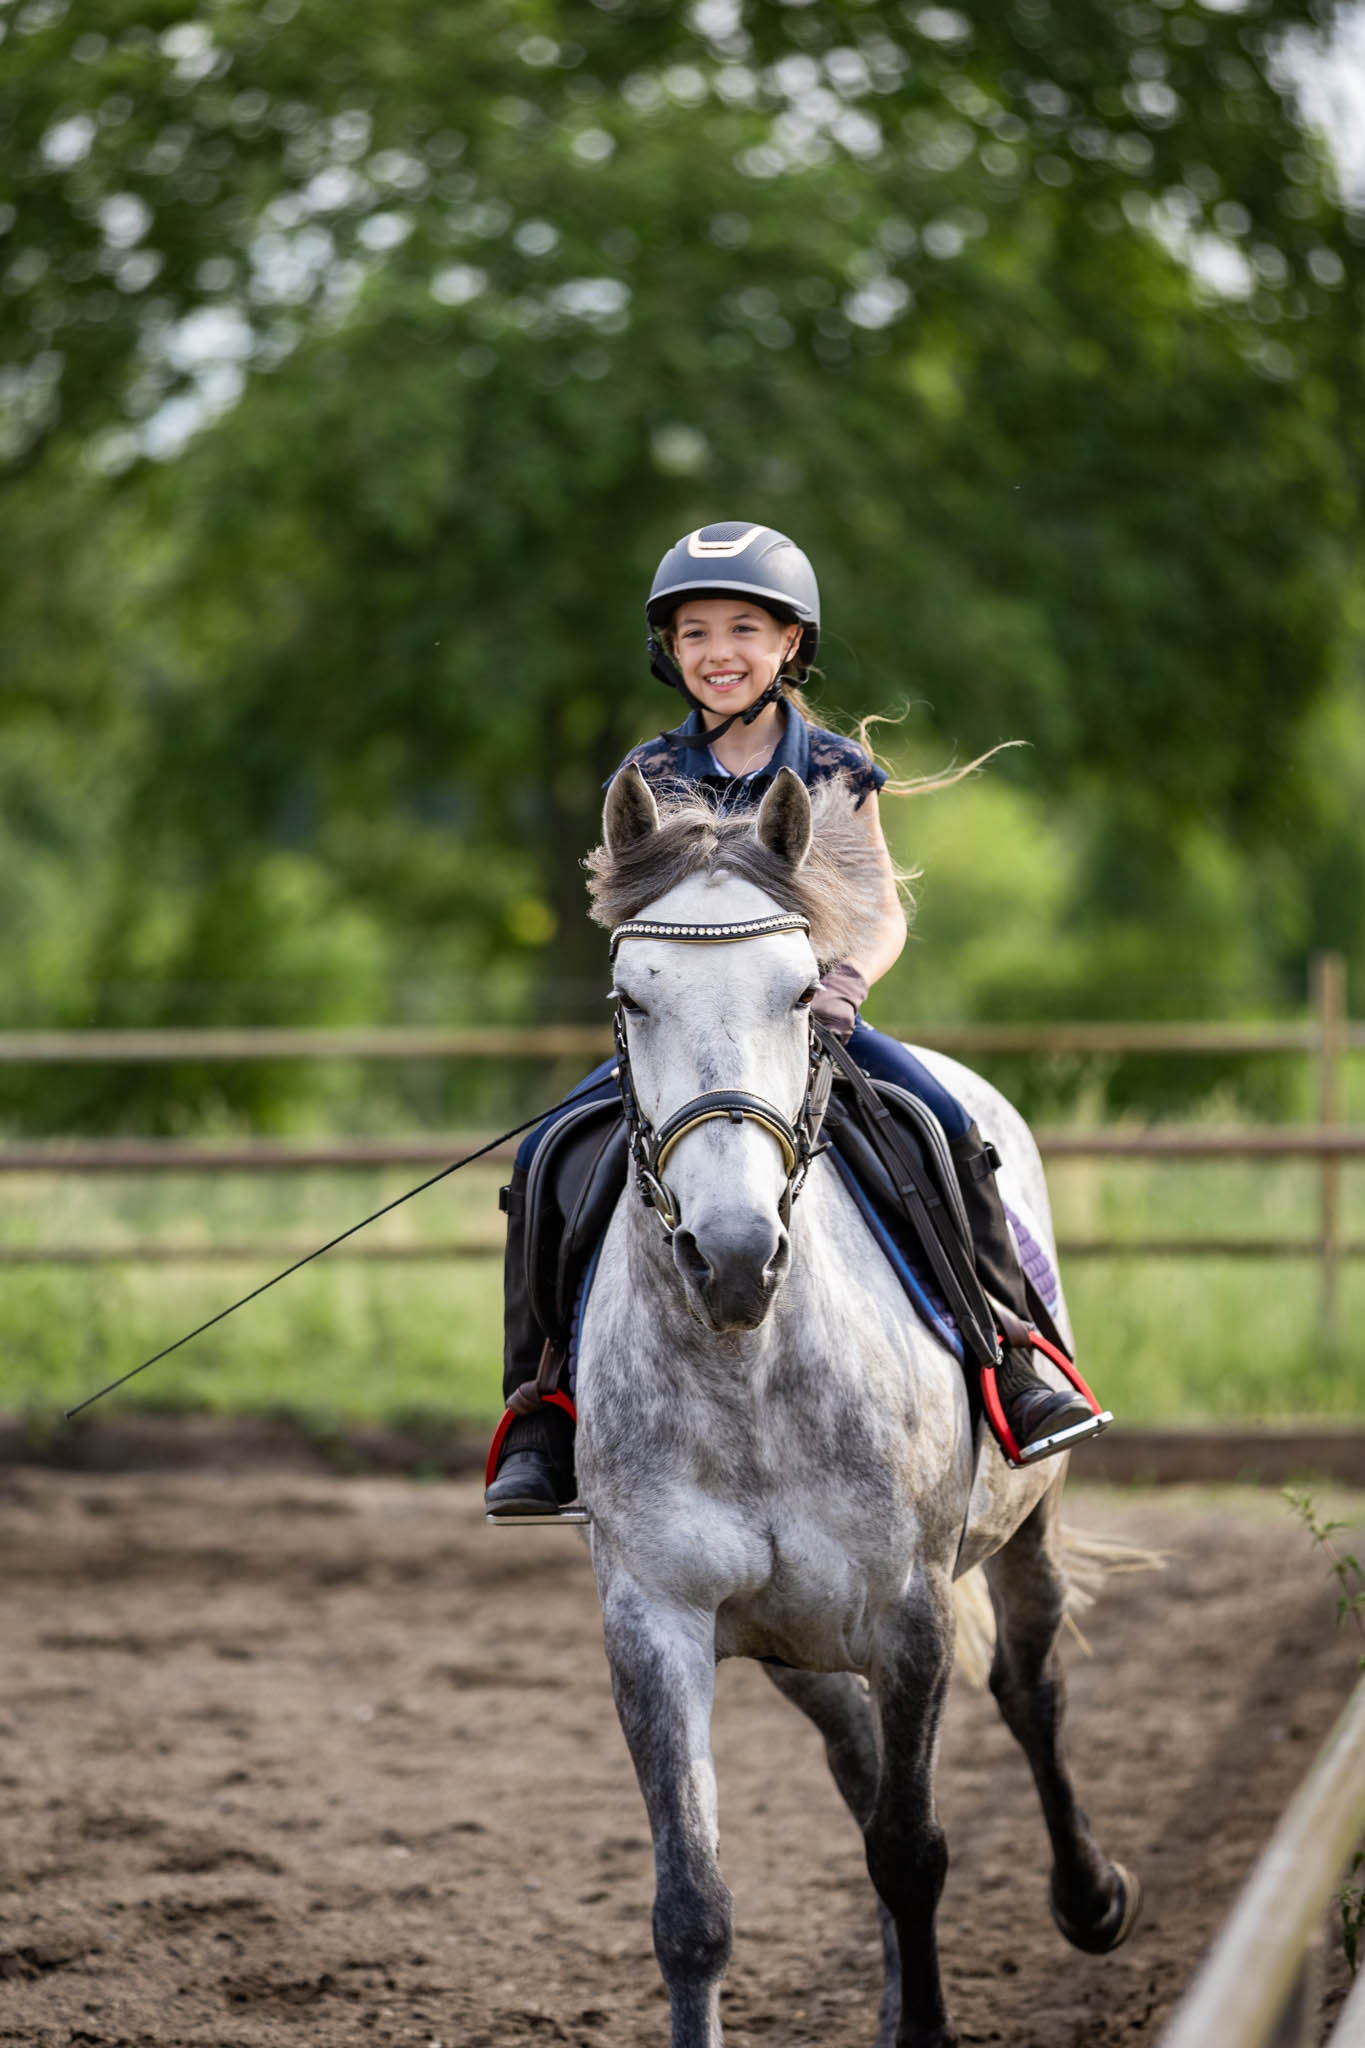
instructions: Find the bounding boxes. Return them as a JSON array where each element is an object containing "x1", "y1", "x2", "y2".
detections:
[{"x1": 645, "y1": 522, "x2": 821, "y2": 739}]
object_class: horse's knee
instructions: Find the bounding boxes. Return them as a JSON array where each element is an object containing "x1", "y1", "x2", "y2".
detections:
[{"x1": 653, "y1": 1867, "x2": 733, "y2": 1986}]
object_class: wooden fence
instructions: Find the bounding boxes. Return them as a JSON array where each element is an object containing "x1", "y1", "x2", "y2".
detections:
[
  {"x1": 2, "y1": 954, "x2": 1358, "y2": 1333},
  {"x1": 1159, "y1": 1669, "x2": 1365, "y2": 2048}
]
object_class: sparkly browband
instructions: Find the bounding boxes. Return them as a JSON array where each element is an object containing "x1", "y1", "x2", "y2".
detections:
[{"x1": 609, "y1": 913, "x2": 811, "y2": 958}]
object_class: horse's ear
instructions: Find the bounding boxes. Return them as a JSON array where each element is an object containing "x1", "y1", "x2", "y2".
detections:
[
  {"x1": 756, "y1": 766, "x2": 812, "y2": 869},
  {"x1": 604, "y1": 763, "x2": 661, "y2": 852}
]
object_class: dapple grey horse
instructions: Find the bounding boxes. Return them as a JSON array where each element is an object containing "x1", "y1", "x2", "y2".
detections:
[{"x1": 572, "y1": 764, "x2": 1138, "y2": 2048}]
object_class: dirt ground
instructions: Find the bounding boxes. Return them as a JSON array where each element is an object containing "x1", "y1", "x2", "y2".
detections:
[{"x1": 1, "y1": 1469, "x2": 1360, "y2": 2048}]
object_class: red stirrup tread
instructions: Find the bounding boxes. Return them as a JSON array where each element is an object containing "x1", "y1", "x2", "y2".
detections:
[{"x1": 485, "y1": 1389, "x2": 578, "y2": 1489}]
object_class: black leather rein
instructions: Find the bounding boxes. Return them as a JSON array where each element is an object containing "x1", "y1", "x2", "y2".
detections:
[{"x1": 608, "y1": 914, "x2": 834, "y2": 1237}]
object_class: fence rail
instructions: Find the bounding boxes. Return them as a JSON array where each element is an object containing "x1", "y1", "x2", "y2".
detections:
[
  {"x1": 1, "y1": 1130, "x2": 1360, "y2": 1282},
  {"x1": 0, "y1": 1236, "x2": 1361, "y2": 1269},
  {"x1": 0, "y1": 1025, "x2": 614, "y2": 1063},
  {"x1": 1, "y1": 1019, "x2": 1363, "y2": 1063},
  {"x1": 2, "y1": 956, "x2": 1358, "y2": 1329},
  {"x1": 0, "y1": 1125, "x2": 1363, "y2": 1174},
  {"x1": 1159, "y1": 1670, "x2": 1365, "y2": 2048}
]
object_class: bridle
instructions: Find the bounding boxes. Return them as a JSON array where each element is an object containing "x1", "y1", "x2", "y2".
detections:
[{"x1": 608, "y1": 913, "x2": 835, "y2": 1239}]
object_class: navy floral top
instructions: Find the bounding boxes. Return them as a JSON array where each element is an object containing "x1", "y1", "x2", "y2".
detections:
[{"x1": 610, "y1": 707, "x2": 887, "y2": 813}]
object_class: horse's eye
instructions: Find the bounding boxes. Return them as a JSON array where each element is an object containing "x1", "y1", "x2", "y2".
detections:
[{"x1": 796, "y1": 985, "x2": 819, "y2": 1009}]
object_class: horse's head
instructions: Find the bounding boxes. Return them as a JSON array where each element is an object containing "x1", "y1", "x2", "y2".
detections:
[{"x1": 601, "y1": 765, "x2": 824, "y2": 1332}]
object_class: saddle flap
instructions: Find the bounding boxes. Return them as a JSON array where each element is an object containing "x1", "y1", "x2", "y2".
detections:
[
  {"x1": 556, "y1": 1118, "x2": 629, "y2": 1328},
  {"x1": 522, "y1": 1096, "x2": 627, "y2": 1337},
  {"x1": 816, "y1": 1040, "x2": 999, "y2": 1370}
]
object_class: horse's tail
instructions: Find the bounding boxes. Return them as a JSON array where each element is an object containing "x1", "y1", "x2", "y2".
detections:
[
  {"x1": 1056, "y1": 1523, "x2": 1168, "y2": 1657},
  {"x1": 951, "y1": 1524, "x2": 1166, "y2": 1687},
  {"x1": 951, "y1": 1570, "x2": 997, "y2": 1688}
]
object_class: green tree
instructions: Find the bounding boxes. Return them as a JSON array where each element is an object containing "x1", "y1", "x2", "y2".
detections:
[{"x1": 2, "y1": 0, "x2": 1361, "y2": 1126}]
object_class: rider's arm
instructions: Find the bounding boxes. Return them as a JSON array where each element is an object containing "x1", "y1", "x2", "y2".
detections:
[{"x1": 843, "y1": 793, "x2": 907, "y2": 989}]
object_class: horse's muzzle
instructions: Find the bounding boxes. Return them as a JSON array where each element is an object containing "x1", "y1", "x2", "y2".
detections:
[{"x1": 672, "y1": 1217, "x2": 791, "y2": 1330}]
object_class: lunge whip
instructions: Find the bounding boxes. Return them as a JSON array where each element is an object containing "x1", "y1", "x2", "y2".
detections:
[{"x1": 64, "y1": 1073, "x2": 615, "y2": 1420}]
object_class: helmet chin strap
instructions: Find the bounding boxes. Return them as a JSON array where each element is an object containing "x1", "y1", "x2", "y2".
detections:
[
  {"x1": 647, "y1": 632, "x2": 797, "y2": 749},
  {"x1": 657, "y1": 677, "x2": 789, "y2": 749}
]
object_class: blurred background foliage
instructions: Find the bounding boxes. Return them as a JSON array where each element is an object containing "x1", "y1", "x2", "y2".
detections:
[{"x1": 3, "y1": 0, "x2": 1363, "y2": 1134}]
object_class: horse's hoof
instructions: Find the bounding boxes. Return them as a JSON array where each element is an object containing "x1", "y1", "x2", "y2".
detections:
[{"x1": 1050, "y1": 1861, "x2": 1141, "y2": 1954}]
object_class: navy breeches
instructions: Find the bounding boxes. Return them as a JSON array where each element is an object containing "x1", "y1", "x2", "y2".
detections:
[
  {"x1": 513, "y1": 1021, "x2": 969, "y2": 1173},
  {"x1": 845, "y1": 1019, "x2": 970, "y2": 1138}
]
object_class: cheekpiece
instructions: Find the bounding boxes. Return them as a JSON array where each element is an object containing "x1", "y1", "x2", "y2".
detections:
[{"x1": 609, "y1": 912, "x2": 810, "y2": 960}]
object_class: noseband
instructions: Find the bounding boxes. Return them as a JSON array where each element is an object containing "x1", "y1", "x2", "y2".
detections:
[{"x1": 608, "y1": 914, "x2": 835, "y2": 1239}]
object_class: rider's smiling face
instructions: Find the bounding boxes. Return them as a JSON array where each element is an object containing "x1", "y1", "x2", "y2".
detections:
[{"x1": 670, "y1": 598, "x2": 800, "y2": 723}]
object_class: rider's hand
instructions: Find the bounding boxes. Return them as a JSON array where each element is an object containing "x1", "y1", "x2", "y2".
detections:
[{"x1": 811, "y1": 962, "x2": 868, "y2": 1043}]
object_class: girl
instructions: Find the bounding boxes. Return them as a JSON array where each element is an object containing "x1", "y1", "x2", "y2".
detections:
[{"x1": 485, "y1": 521, "x2": 1103, "y2": 1515}]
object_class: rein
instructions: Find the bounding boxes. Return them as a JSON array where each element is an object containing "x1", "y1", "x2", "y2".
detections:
[{"x1": 608, "y1": 913, "x2": 833, "y2": 1237}]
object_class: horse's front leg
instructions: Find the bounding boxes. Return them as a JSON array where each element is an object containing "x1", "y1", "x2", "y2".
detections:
[
  {"x1": 600, "y1": 1573, "x2": 730, "y2": 2048},
  {"x1": 867, "y1": 1573, "x2": 958, "y2": 2048}
]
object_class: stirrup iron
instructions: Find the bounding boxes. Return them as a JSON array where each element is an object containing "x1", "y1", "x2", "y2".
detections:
[{"x1": 983, "y1": 1328, "x2": 1113, "y2": 1470}]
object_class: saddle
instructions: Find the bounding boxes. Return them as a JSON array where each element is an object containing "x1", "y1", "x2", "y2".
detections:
[
  {"x1": 520, "y1": 1094, "x2": 629, "y2": 1340},
  {"x1": 814, "y1": 1025, "x2": 1077, "y2": 1371}
]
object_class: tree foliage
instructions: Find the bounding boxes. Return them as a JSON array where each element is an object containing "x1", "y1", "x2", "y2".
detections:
[{"x1": 2, "y1": 0, "x2": 1362, "y2": 1125}]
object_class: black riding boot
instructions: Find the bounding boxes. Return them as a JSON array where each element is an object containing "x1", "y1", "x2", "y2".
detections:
[
  {"x1": 949, "y1": 1123, "x2": 1101, "y2": 1462},
  {"x1": 484, "y1": 1161, "x2": 576, "y2": 1516}
]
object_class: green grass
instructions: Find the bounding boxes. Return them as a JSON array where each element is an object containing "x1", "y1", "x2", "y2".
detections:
[
  {"x1": 0, "y1": 1154, "x2": 1361, "y2": 1432},
  {"x1": 0, "y1": 1165, "x2": 507, "y2": 1433},
  {"x1": 1048, "y1": 1151, "x2": 1364, "y2": 1423}
]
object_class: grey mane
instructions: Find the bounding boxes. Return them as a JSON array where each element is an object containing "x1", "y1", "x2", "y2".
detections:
[{"x1": 584, "y1": 774, "x2": 905, "y2": 970}]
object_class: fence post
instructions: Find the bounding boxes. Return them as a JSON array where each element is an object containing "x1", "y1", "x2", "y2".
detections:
[{"x1": 1314, "y1": 952, "x2": 1346, "y2": 1352}]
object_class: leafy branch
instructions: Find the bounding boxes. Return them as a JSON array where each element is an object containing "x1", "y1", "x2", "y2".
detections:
[
  {"x1": 1283, "y1": 1489, "x2": 1365, "y2": 1659},
  {"x1": 1343, "y1": 1853, "x2": 1365, "y2": 1979}
]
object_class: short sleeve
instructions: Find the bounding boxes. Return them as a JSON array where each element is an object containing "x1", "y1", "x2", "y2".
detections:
[
  {"x1": 604, "y1": 736, "x2": 687, "y2": 797},
  {"x1": 805, "y1": 726, "x2": 887, "y2": 810}
]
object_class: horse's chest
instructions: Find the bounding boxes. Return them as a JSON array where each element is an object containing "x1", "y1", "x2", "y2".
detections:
[{"x1": 712, "y1": 1536, "x2": 886, "y2": 1672}]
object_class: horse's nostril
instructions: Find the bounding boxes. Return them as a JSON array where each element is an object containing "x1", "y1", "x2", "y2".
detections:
[
  {"x1": 672, "y1": 1229, "x2": 712, "y2": 1290},
  {"x1": 763, "y1": 1231, "x2": 791, "y2": 1289}
]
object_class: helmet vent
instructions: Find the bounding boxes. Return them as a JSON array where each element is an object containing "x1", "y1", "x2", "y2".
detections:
[{"x1": 686, "y1": 524, "x2": 767, "y2": 559}]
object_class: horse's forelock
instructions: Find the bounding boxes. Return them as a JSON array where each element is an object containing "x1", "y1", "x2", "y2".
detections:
[{"x1": 584, "y1": 775, "x2": 898, "y2": 970}]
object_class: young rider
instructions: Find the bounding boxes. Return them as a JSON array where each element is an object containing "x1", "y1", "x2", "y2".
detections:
[{"x1": 485, "y1": 521, "x2": 1104, "y2": 1516}]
